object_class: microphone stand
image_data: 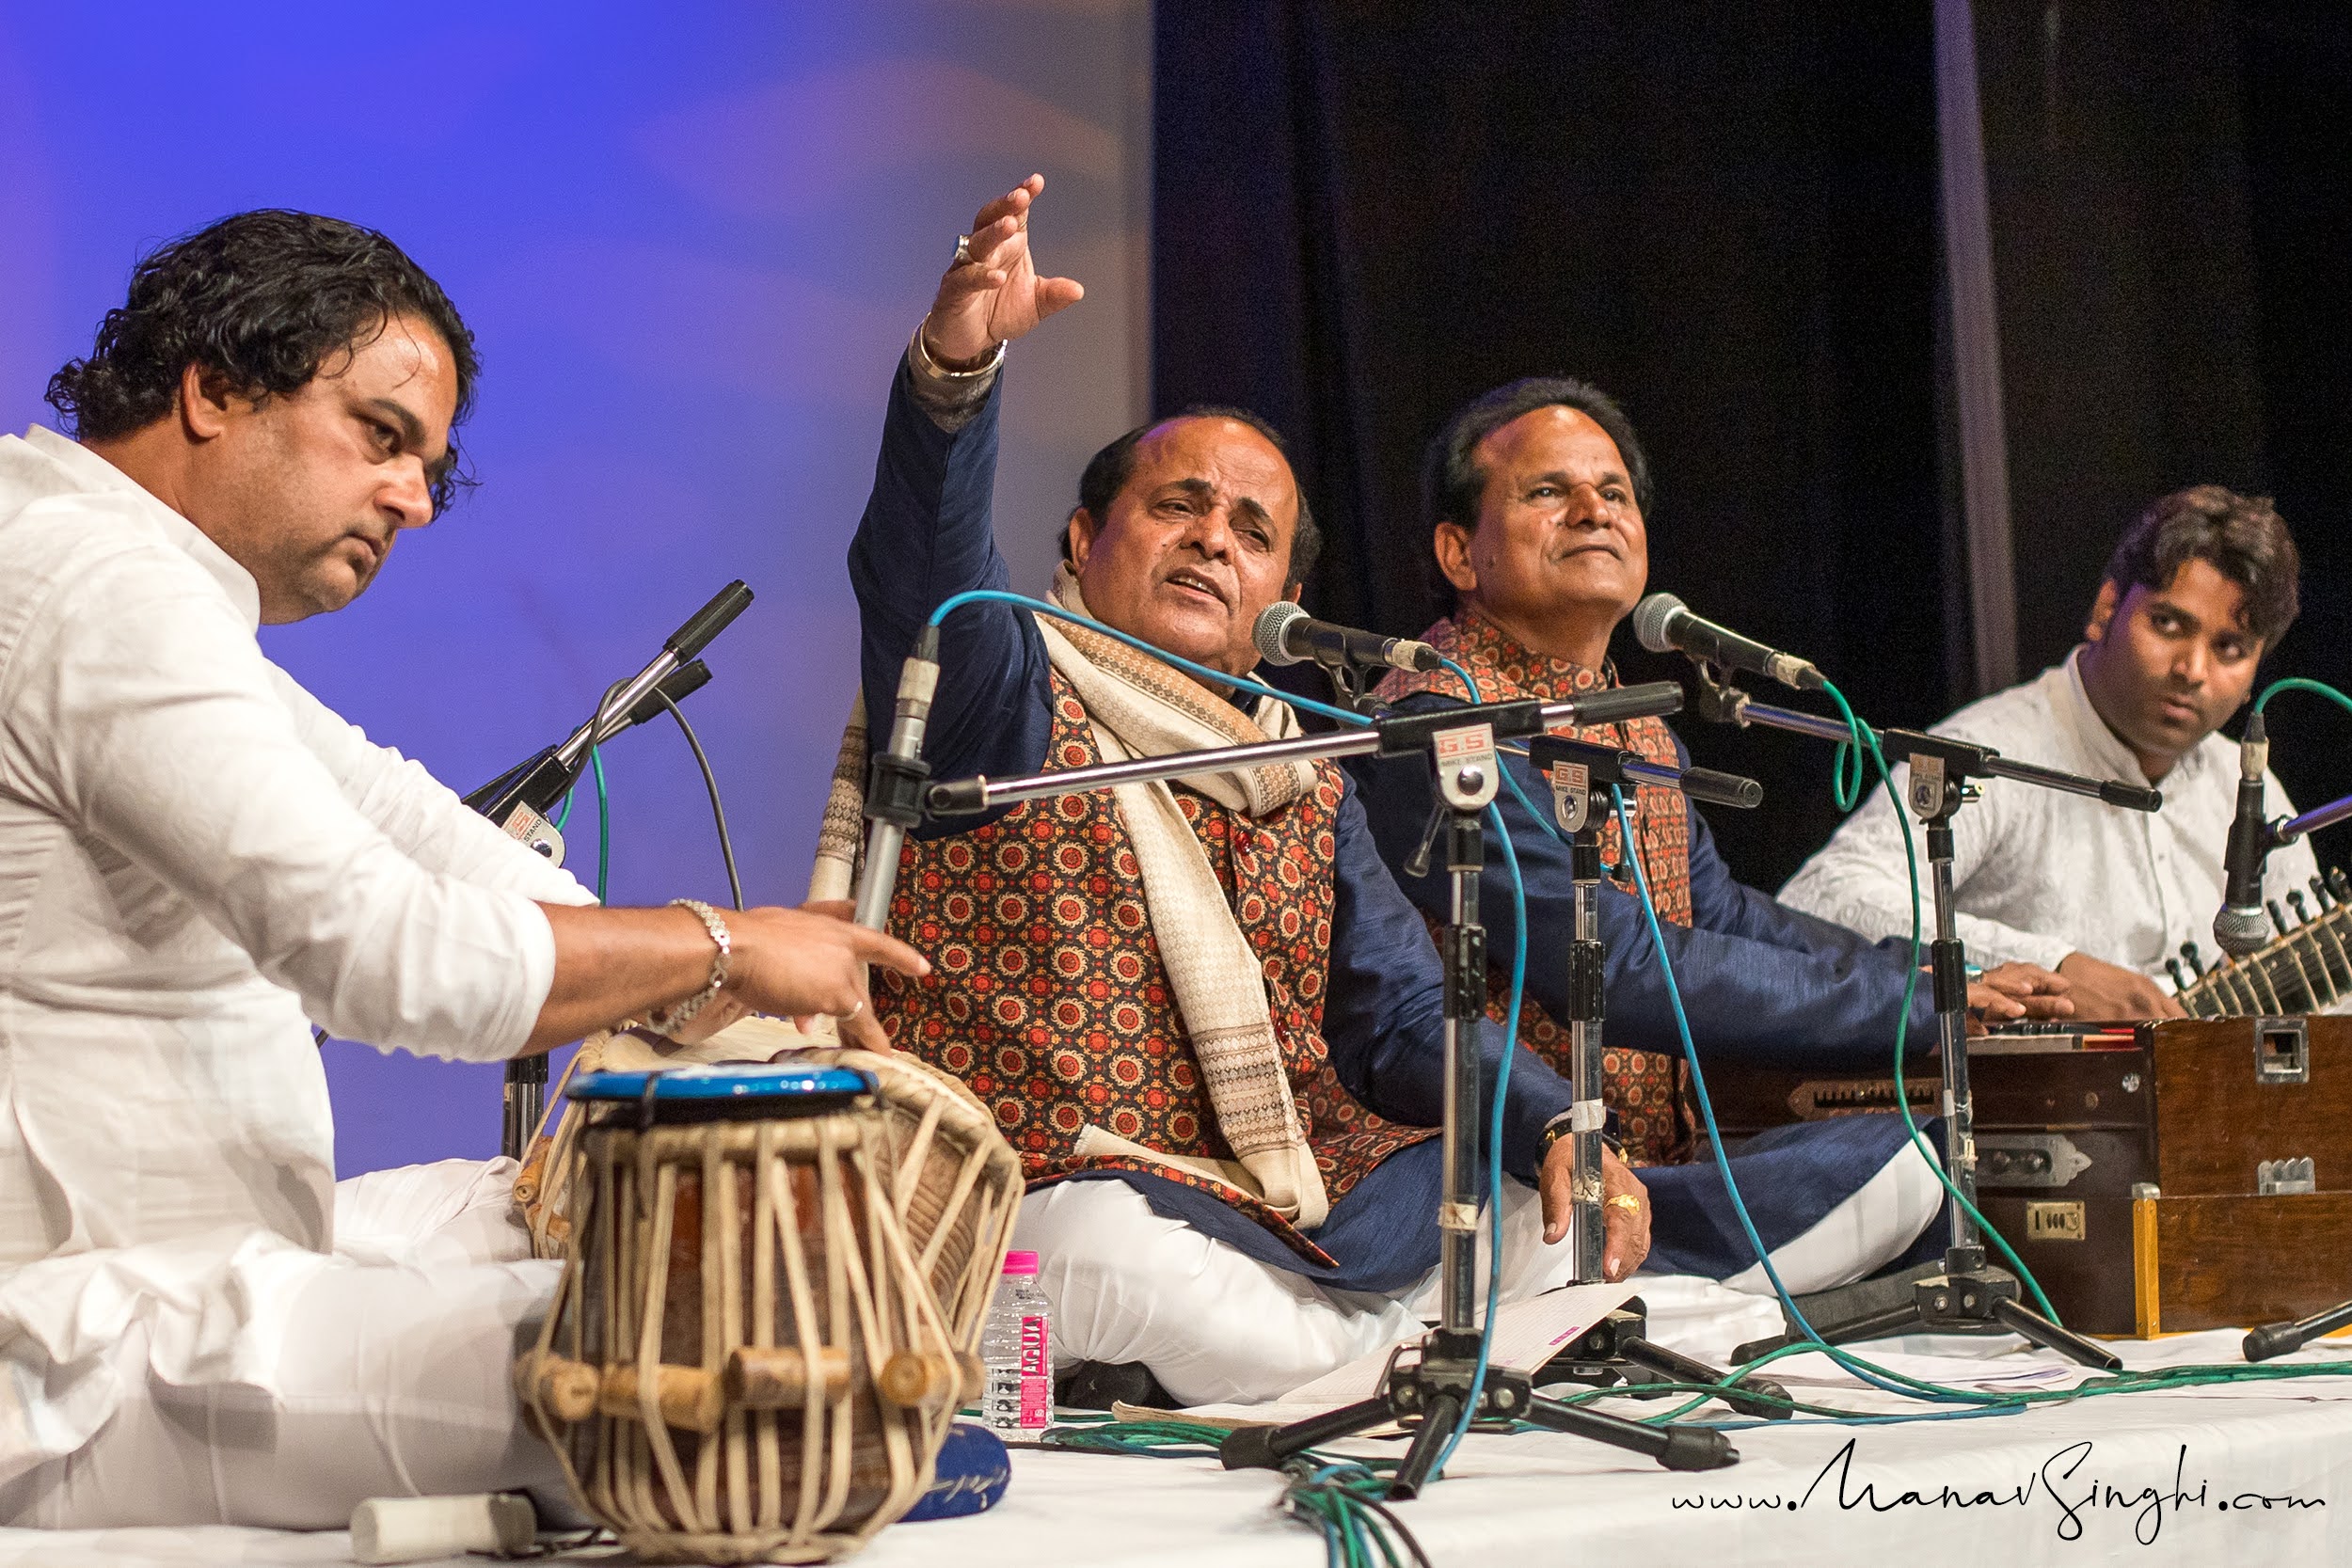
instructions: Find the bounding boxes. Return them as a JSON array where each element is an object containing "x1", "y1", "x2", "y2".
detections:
[
  {"x1": 1694, "y1": 673, "x2": 2140, "y2": 1371},
  {"x1": 467, "y1": 581, "x2": 755, "y2": 1160},
  {"x1": 1514, "y1": 734, "x2": 1792, "y2": 1420},
  {"x1": 850, "y1": 675, "x2": 1740, "y2": 1493}
]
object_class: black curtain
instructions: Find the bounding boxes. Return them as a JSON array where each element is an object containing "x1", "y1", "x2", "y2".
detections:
[
  {"x1": 1154, "y1": 2, "x2": 1947, "y2": 891},
  {"x1": 1154, "y1": 1, "x2": 2352, "y2": 892},
  {"x1": 2234, "y1": 1, "x2": 2352, "y2": 840}
]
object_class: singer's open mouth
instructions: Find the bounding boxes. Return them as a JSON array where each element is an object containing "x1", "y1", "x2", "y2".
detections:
[{"x1": 1164, "y1": 569, "x2": 1228, "y2": 605}]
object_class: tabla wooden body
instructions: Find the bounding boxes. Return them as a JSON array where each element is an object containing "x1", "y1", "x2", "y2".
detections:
[
  {"x1": 516, "y1": 1020, "x2": 1020, "y2": 1350},
  {"x1": 516, "y1": 1062, "x2": 1020, "y2": 1563}
]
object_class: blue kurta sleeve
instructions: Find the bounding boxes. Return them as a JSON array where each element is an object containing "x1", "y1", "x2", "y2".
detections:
[
  {"x1": 1321, "y1": 775, "x2": 1575, "y2": 1182},
  {"x1": 847, "y1": 357, "x2": 1054, "y2": 826},
  {"x1": 1345, "y1": 696, "x2": 1933, "y2": 1071},
  {"x1": 1687, "y1": 798, "x2": 1921, "y2": 967}
]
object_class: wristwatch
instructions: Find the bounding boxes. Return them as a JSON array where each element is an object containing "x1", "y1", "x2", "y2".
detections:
[{"x1": 646, "y1": 898, "x2": 732, "y2": 1038}]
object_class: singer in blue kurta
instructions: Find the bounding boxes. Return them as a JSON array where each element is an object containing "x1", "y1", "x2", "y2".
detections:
[
  {"x1": 848, "y1": 351, "x2": 1578, "y2": 1296},
  {"x1": 1334, "y1": 375, "x2": 2074, "y2": 1279}
]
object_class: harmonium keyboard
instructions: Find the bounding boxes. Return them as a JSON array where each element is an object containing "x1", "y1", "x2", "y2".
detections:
[{"x1": 1705, "y1": 1013, "x2": 2352, "y2": 1336}]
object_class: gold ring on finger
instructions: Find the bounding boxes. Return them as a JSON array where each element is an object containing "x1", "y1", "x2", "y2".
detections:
[
  {"x1": 1605, "y1": 1194, "x2": 1645, "y2": 1212},
  {"x1": 953, "y1": 233, "x2": 975, "y2": 266}
]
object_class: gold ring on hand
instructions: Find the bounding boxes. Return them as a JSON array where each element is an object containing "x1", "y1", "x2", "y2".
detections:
[
  {"x1": 953, "y1": 233, "x2": 975, "y2": 266},
  {"x1": 1605, "y1": 1194, "x2": 1645, "y2": 1213}
]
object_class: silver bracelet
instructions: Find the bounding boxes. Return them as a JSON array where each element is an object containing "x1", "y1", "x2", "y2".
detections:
[
  {"x1": 646, "y1": 898, "x2": 732, "y2": 1038},
  {"x1": 908, "y1": 322, "x2": 1006, "y2": 382}
]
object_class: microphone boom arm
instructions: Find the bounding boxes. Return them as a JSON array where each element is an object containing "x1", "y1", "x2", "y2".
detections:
[{"x1": 925, "y1": 685, "x2": 1694, "y2": 818}]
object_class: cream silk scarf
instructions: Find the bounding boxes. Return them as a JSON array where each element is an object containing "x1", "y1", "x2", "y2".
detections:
[{"x1": 817, "y1": 570, "x2": 1329, "y2": 1227}]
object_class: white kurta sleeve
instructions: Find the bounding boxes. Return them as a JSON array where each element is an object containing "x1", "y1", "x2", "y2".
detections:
[
  {"x1": 0, "y1": 520, "x2": 555, "y2": 1062},
  {"x1": 261, "y1": 664, "x2": 596, "y2": 908},
  {"x1": 1778, "y1": 764, "x2": 2078, "y2": 974}
]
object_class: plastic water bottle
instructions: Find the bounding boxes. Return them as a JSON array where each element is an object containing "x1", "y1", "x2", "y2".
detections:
[{"x1": 979, "y1": 1250, "x2": 1052, "y2": 1433}]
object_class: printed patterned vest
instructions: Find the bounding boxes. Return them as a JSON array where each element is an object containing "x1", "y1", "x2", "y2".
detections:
[
  {"x1": 873, "y1": 673, "x2": 1435, "y2": 1263},
  {"x1": 1377, "y1": 612, "x2": 1699, "y2": 1165}
]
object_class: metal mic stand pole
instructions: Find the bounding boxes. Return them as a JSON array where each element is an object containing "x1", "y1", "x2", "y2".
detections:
[
  {"x1": 1520, "y1": 736, "x2": 1790, "y2": 1419},
  {"x1": 1212, "y1": 713, "x2": 1736, "y2": 1492},
  {"x1": 1699, "y1": 680, "x2": 2136, "y2": 1370},
  {"x1": 915, "y1": 683, "x2": 1739, "y2": 1489},
  {"x1": 474, "y1": 580, "x2": 755, "y2": 1159}
]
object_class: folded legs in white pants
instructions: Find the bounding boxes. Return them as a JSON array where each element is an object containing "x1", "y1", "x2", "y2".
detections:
[
  {"x1": 1012, "y1": 1142, "x2": 1946, "y2": 1409},
  {"x1": 0, "y1": 1159, "x2": 569, "y2": 1531},
  {"x1": 1011, "y1": 1177, "x2": 1584, "y2": 1408}
]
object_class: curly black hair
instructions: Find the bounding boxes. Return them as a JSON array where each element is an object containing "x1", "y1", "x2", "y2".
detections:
[
  {"x1": 46, "y1": 210, "x2": 479, "y2": 512},
  {"x1": 2102, "y1": 484, "x2": 2300, "y2": 646}
]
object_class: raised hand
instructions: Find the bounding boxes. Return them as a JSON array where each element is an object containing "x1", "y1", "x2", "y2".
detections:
[{"x1": 920, "y1": 174, "x2": 1085, "y2": 366}]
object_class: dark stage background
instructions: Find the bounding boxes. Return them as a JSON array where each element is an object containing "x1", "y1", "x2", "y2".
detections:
[{"x1": 1154, "y1": 0, "x2": 2352, "y2": 895}]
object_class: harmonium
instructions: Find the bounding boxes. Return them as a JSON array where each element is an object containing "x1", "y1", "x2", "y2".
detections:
[{"x1": 1706, "y1": 1010, "x2": 2352, "y2": 1337}]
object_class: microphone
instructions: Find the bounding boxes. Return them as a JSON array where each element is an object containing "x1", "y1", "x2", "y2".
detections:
[
  {"x1": 1632, "y1": 594, "x2": 1826, "y2": 692},
  {"x1": 851, "y1": 625, "x2": 941, "y2": 931},
  {"x1": 463, "y1": 581, "x2": 755, "y2": 853},
  {"x1": 1253, "y1": 602, "x2": 1442, "y2": 673},
  {"x1": 2215, "y1": 709, "x2": 2274, "y2": 958}
]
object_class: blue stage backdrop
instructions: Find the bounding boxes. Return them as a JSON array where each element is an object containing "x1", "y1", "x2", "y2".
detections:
[{"x1": 0, "y1": 1, "x2": 1151, "y2": 1177}]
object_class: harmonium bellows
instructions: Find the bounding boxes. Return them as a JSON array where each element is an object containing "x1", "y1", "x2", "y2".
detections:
[{"x1": 1707, "y1": 1016, "x2": 2352, "y2": 1337}]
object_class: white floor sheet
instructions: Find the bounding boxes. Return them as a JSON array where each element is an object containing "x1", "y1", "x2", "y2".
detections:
[{"x1": 3, "y1": 1278, "x2": 2344, "y2": 1567}]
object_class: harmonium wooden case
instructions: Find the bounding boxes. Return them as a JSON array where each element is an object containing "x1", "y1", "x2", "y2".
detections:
[{"x1": 1706, "y1": 1015, "x2": 2352, "y2": 1336}]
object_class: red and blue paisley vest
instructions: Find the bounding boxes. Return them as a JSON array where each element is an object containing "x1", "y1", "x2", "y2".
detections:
[
  {"x1": 873, "y1": 673, "x2": 1435, "y2": 1263},
  {"x1": 1377, "y1": 612, "x2": 1699, "y2": 1165}
]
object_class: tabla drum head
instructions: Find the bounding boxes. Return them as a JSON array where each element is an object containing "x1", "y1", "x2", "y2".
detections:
[{"x1": 566, "y1": 1062, "x2": 876, "y2": 1124}]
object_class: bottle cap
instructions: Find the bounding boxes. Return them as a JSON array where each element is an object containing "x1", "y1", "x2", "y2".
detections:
[{"x1": 1001, "y1": 1250, "x2": 1040, "y2": 1275}]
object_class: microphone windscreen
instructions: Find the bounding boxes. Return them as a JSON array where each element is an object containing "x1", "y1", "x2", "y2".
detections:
[
  {"x1": 1252, "y1": 601, "x2": 1310, "y2": 666},
  {"x1": 1631, "y1": 594, "x2": 1685, "y2": 655},
  {"x1": 2214, "y1": 904, "x2": 2271, "y2": 958}
]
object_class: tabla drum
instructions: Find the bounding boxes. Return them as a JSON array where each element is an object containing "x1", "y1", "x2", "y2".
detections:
[
  {"x1": 516, "y1": 1062, "x2": 1018, "y2": 1564},
  {"x1": 515, "y1": 1020, "x2": 1020, "y2": 1353}
]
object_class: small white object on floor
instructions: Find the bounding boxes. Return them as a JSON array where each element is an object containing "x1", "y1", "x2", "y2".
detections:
[{"x1": 348, "y1": 1495, "x2": 534, "y2": 1565}]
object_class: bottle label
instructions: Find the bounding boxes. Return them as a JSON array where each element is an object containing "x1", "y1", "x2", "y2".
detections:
[{"x1": 1019, "y1": 1312, "x2": 1050, "y2": 1429}]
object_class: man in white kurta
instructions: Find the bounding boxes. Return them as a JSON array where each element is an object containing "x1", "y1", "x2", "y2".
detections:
[
  {"x1": 1783, "y1": 487, "x2": 2316, "y2": 1017},
  {"x1": 0, "y1": 210, "x2": 925, "y2": 1528},
  {"x1": 0, "y1": 424, "x2": 595, "y2": 1525}
]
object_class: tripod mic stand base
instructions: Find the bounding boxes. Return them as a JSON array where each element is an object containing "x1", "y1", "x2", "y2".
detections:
[
  {"x1": 1731, "y1": 1255, "x2": 2122, "y2": 1372},
  {"x1": 1218, "y1": 1328, "x2": 1739, "y2": 1497},
  {"x1": 1539, "y1": 1303, "x2": 1793, "y2": 1420}
]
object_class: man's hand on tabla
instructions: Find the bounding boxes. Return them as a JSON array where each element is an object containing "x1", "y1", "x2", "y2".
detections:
[{"x1": 921, "y1": 174, "x2": 1084, "y2": 366}]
